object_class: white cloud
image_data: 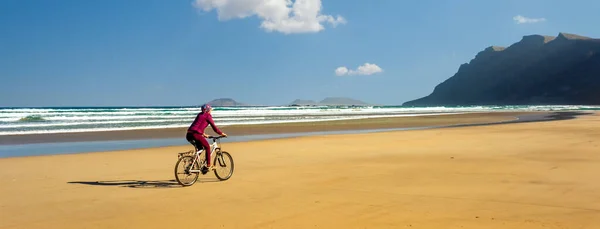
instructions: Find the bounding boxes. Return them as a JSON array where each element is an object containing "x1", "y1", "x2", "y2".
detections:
[
  {"x1": 335, "y1": 63, "x2": 383, "y2": 76},
  {"x1": 513, "y1": 15, "x2": 546, "y2": 24},
  {"x1": 335, "y1": 67, "x2": 349, "y2": 76},
  {"x1": 193, "y1": 0, "x2": 346, "y2": 34}
]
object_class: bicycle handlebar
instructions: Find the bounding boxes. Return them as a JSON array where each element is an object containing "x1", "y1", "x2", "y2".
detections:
[{"x1": 207, "y1": 136, "x2": 227, "y2": 140}]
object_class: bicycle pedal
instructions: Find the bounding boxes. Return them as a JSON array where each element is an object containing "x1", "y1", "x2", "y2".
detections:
[{"x1": 201, "y1": 167, "x2": 209, "y2": 175}]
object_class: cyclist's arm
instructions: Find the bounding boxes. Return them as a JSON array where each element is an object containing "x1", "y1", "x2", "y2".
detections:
[{"x1": 207, "y1": 115, "x2": 224, "y2": 135}]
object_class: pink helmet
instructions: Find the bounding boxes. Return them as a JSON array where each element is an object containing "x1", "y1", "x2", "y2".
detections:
[{"x1": 201, "y1": 104, "x2": 212, "y2": 112}]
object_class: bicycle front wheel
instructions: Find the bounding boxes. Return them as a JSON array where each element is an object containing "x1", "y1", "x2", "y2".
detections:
[
  {"x1": 214, "y1": 151, "x2": 234, "y2": 181},
  {"x1": 175, "y1": 155, "x2": 200, "y2": 186}
]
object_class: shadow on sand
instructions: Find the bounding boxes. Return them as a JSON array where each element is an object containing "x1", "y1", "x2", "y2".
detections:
[{"x1": 68, "y1": 178, "x2": 220, "y2": 189}]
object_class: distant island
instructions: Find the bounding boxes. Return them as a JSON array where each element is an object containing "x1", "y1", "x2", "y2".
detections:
[
  {"x1": 205, "y1": 97, "x2": 371, "y2": 107},
  {"x1": 290, "y1": 97, "x2": 370, "y2": 106},
  {"x1": 206, "y1": 98, "x2": 247, "y2": 107},
  {"x1": 403, "y1": 32, "x2": 600, "y2": 106},
  {"x1": 290, "y1": 99, "x2": 319, "y2": 106}
]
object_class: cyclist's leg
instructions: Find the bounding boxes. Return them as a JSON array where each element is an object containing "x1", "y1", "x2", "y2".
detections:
[
  {"x1": 197, "y1": 137, "x2": 211, "y2": 167},
  {"x1": 186, "y1": 132, "x2": 202, "y2": 151}
]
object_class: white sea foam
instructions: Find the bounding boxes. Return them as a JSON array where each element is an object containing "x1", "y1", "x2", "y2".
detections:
[
  {"x1": 0, "y1": 112, "x2": 464, "y2": 135},
  {"x1": 0, "y1": 117, "x2": 271, "y2": 128},
  {"x1": 0, "y1": 105, "x2": 597, "y2": 135}
]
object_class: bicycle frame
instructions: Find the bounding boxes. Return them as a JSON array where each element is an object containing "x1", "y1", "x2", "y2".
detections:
[{"x1": 187, "y1": 138, "x2": 222, "y2": 173}]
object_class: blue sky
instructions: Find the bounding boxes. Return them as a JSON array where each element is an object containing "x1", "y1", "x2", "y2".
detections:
[{"x1": 1, "y1": 0, "x2": 599, "y2": 107}]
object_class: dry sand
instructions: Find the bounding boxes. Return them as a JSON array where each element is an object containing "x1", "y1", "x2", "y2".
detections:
[{"x1": 2, "y1": 112, "x2": 600, "y2": 229}]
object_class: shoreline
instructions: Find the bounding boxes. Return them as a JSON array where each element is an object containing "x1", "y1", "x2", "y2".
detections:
[
  {"x1": 0, "y1": 111, "x2": 592, "y2": 159},
  {"x1": 0, "y1": 111, "x2": 537, "y2": 145}
]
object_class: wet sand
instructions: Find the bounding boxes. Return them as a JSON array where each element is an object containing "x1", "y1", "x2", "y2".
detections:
[
  {"x1": 1, "y1": 111, "x2": 600, "y2": 229},
  {"x1": 0, "y1": 112, "x2": 532, "y2": 145}
]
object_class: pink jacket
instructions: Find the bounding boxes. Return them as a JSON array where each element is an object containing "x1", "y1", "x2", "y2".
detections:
[{"x1": 187, "y1": 112, "x2": 223, "y2": 135}]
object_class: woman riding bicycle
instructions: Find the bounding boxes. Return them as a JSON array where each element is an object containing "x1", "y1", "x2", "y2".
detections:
[{"x1": 186, "y1": 104, "x2": 227, "y2": 170}]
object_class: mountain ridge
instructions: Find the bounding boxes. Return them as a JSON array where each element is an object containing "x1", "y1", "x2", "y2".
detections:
[{"x1": 403, "y1": 32, "x2": 600, "y2": 106}]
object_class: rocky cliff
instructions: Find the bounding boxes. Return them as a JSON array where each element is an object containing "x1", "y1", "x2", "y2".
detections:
[{"x1": 403, "y1": 33, "x2": 600, "y2": 106}]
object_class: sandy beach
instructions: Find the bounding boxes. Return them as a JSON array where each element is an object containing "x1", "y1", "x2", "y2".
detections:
[{"x1": 1, "y1": 112, "x2": 600, "y2": 229}]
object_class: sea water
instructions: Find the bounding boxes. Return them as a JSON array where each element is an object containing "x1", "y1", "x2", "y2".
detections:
[
  {"x1": 1, "y1": 105, "x2": 598, "y2": 136},
  {"x1": 0, "y1": 105, "x2": 596, "y2": 157}
]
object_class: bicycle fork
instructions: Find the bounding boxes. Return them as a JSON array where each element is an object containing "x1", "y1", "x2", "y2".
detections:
[{"x1": 215, "y1": 153, "x2": 226, "y2": 167}]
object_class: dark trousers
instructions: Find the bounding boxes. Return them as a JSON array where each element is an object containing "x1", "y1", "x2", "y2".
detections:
[{"x1": 186, "y1": 132, "x2": 212, "y2": 166}]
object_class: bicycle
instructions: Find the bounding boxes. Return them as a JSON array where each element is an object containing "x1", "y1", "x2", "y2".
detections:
[{"x1": 174, "y1": 136, "x2": 234, "y2": 186}]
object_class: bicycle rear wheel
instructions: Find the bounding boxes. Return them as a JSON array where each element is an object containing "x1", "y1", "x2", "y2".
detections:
[
  {"x1": 175, "y1": 155, "x2": 200, "y2": 186},
  {"x1": 214, "y1": 151, "x2": 234, "y2": 181}
]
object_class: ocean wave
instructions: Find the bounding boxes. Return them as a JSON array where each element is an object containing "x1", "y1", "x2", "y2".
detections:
[
  {"x1": 0, "y1": 105, "x2": 598, "y2": 135},
  {"x1": 18, "y1": 115, "x2": 46, "y2": 122},
  {"x1": 0, "y1": 113, "x2": 462, "y2": 135},
  {"x1": 0, "y1": 117, "x2": 270, "y2": 128}
]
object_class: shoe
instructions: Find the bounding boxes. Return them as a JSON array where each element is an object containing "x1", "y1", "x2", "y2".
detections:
[{"x1": 200, "y1": 166, "x2": 209, "y2": 175}]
